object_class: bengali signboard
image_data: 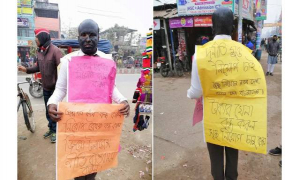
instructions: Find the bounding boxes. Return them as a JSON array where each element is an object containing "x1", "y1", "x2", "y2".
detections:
[
  {"x1": 169, "y1": 17, "x2": 193, "y2": 28},
  {"x1": 196, "y1": 40, "x2": 267, "y2": 154},
  {"x1": 177, "y1": 0, "x2": 235, "y2": 16},
  {"x1": 234, "y1": 0, "x2": 239, "y2": 14},
  {"x1": 17, "y1": 40, "x2": 28, "y2": 46},
  {"x1": 255, "y1": 0, "x2": 267, "y2": 20},
  {"x1": 17, "y1": 18, "x2": 29, "y2": 27},
  {"x1": 20, "y1": 0, "x2": 32, "y2": 6},
  {"x1": 242, "y1": 0, "x2": 254, "y2": 21},
  {"x1": 153, "y1": 19, "x2": 161, "y2": 30},
  {"x1": 194, "y1": 15, "x2": 212, "y2": 27}
]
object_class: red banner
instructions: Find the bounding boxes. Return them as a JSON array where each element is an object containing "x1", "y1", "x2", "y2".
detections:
[{"x1": 194, "y1": 16, "x2": 212, "y2": 27}]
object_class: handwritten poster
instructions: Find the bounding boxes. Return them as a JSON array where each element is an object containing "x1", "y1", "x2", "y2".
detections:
[
  {"x1": 196, "y1": 40, "x2": 267, "y2": 154},
  {"x1": 68, "y1": 56, "x2": 116, "y2": 103},
  {"x1": 57, "y1": 102, "x2": 124, "y2": 180}
]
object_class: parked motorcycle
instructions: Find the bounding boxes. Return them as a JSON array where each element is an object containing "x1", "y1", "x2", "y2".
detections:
[{"x1": 26, "y1": 73, "x2": 43, "y2": 98}]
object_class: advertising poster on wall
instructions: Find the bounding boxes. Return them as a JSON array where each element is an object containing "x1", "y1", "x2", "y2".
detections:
[
  {"x1": 255, "y1": 0, "x2": 267, "y2": 20},
  {"x1": 177, "y1": 0, "x2": 235, "y2": 16},
  {"x1": 17, "y1": 18, "x2": 29, "y2": 27},
  {"x1": 242, "y1": 0, "x2": 254, "y2": 21},
  {"x1": 153, "y1": 19, "x2": 161, "y2": 30}
]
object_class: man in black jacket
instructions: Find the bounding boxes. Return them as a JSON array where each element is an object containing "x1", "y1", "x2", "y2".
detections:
[{"x1": 266, "y1": 35, "x2": 280, "y2": 76}]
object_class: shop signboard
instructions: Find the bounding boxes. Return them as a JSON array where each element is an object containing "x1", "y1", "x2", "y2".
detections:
[
  {"x1": 194, "y1": 16, "x2": 212, "y2": 27},
  {"x1": 169, "y1": 17, "x2": 193, "y2": 28},
  {"x1": 153, "y1": 19, "x2": 161, "y2": 30},
  {"x1": 17, "y1": 40, "x2": 28, "y2": 46},
  {"x1": 242, "y1": 0, "x2": 254, "y2": 21},
  {"x1": 177, "y1": 0, "x2": 235, "y2": 16},
  {"x1": 17, "y1": 18, "x2": 29, "y2": 27},
  {"x1": 255, "y1": 0, "x2": 267, "y2": 20},
  {"x1": 234, "y1": 0, "x2": 239, "y2": 14},
  {"x1": 22, "y1": 7, "x2": 33, "y2": 15},
  {"x1": 20, "y1": 0, "x2": 32, "y2": 7}
]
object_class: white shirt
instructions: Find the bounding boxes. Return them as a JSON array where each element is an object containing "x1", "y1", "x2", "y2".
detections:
[
  {"x1": 47, "y1": 49, "x2": 127, "y2": 106},
  {"x1": 187, "y1": 35, "x2": 232, "y2": 99}
]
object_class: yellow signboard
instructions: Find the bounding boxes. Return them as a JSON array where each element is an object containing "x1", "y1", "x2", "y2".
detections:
[
  {"x1": 196, "y1": 39, "x2": 267, "y2": 154},
  {"x1": 22, "y1": 7, "x2": 33, "y2": 14}
]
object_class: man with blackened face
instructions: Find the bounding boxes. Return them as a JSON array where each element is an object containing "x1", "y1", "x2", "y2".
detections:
[
  {"x1": 47, "y1": 19, "x2": 130, "y2": 180},
  {"x1": 78, "y1": 20, "x2": 99, "y2": 55}
]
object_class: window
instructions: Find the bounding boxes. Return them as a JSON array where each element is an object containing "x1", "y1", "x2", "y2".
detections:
[
  {"x1": 35, "y1": 9, "x2": 58, "y2": 18},
  {"x1": 17, "y1": 28, "x2": 35, "y2": 37},
  {"x1": 50, "y1": 31, "x2": 59, "y2": 38}
]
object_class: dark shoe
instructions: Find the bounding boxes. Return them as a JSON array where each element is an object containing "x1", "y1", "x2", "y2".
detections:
[
  {"x1": 43, "y1": 130, "x2": 53, "y2": 139},
  {"x1": 269, "y1": 147, "x2": 282, "y2": 156},
  {"x1": 279, "y1": 160, "x2": 282, "y2": 167},
  {"x1": 266, "y1": 72, "x2": 269, "y2": 76},
  {"x1": 270, "y1": 73, "x2": 273, "y2": 76},
  {"x1": 50, "y1": 133, "x2": 56, "y2": 143}
]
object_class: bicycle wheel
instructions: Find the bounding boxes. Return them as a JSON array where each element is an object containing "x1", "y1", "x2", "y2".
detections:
[{"x1": 22, "y1": 101, "x2": 35, "y2": 133}]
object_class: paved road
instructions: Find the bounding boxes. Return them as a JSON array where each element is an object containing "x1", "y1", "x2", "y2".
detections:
[{"x1": 153, "y1": 51, "x2": 282, "y2": 180}]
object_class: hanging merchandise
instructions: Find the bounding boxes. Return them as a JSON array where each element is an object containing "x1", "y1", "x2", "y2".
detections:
[
  {"x1": 132, "y1": 31, "x2": 152, "y2": 132},
  {"x1": 146, "y1": 32, "x2": 153, "y2": 56},
  {"x1": 177, "y1": 29, "x2": 187, "y2": 61}
]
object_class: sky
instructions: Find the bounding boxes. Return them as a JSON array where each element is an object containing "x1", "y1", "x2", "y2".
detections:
[{"x1": 49, "y1": 0, "x2": 153, "y2": 36}]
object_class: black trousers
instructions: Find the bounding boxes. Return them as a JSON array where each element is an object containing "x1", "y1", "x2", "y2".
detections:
[
  {"x1": 207, "y1": 143, "x2": 238, "y2": 180},
  {"x1": 74, "y1": 173, "x2": 97, "y2": 180},
  {"x1": 43, "y1": 89, "x2": 56, "y2": 132}
]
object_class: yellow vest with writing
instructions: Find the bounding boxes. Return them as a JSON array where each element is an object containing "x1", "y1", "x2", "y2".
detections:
[{"x1": 196, "y1": 39, "x2": 267, "y2": 154}]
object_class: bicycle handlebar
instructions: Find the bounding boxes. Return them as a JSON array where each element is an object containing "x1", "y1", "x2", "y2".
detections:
[{"x1": 17, "y1": 82, "x2": 29, "y2": 86}]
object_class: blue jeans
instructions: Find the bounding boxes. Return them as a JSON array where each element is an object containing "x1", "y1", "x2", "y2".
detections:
[{"x1": 43, "y1": 89, "x2": 56, "y2": 132}]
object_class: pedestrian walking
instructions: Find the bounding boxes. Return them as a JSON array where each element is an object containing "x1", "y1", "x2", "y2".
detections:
[
  {"x1": 266, "y1": 35, "x2": 280, "y2": 76},
  {"x1": 47, "y1": 19, "x2": 130, "y2": 180},
  {"x1": 18, "y1": 28, "x2": 63, "y2": 143},
  {"x1": 261, "y1": 38, "x2": 265, "y2": 51}
]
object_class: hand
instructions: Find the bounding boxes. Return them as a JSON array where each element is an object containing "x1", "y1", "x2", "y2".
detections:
[
  {"x1": 119, "y1": 100, "x2": 130, "y2": 118},
  {"x1": 18, "y1": 66, "x2": 27, "y2": 72},
  {"x1": 48, "y1": 104, "x2": 63, "y2": 122}
]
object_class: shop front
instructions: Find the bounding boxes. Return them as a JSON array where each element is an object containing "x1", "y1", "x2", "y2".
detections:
[{"x1": 168, "y1": 15, "x2": 215, "y2": 70}]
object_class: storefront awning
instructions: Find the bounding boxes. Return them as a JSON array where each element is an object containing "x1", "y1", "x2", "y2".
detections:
[
  {"x1": 153, "y1": 8, "x2": 178, "y2": 19},
  {"x1": 243, "y1": 18, "x2": 257, "y2": 31}
]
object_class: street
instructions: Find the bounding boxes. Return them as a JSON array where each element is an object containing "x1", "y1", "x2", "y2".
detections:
[
  {"x1": 17, "y1": 74, "x2": 152, "y2": 180},
  {"x1": 153, "y1": 51, "x2": 282, "y2": 180}
]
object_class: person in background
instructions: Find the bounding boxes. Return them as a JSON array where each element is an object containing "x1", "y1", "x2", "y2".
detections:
[
  {"x1": 266, "y1": 35, "x2": 280, "y2": 76},
  {"x1": 18, "y1": 28, "x2": 63, "y2": 143},
  {"x1": 260, "y1": 38, "x2": 265, "y2": 51},
  {"x1": 246, "y1": 36, "x2": 254, "y2": 50},
  {"x1": 269, "y1": 145, "x2": 282, "y2": 167}
]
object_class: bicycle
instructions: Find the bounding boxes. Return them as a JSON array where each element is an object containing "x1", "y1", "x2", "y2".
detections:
[{"x1": 17, "y1": 81, "x2": 35, "y2": 133}]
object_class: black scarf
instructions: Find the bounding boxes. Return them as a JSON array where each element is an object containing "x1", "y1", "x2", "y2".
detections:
[{"x1": 37, "y1": 32, "x2": 51, "y2": 52}]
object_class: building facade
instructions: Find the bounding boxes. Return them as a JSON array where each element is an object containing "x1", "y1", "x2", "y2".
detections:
[
  {"x1": 34, "y1": 0, "x2": 61, "y2": 40},
  {"x1": 17, "y1": 0, "x2": 35, "y2": 62}
]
